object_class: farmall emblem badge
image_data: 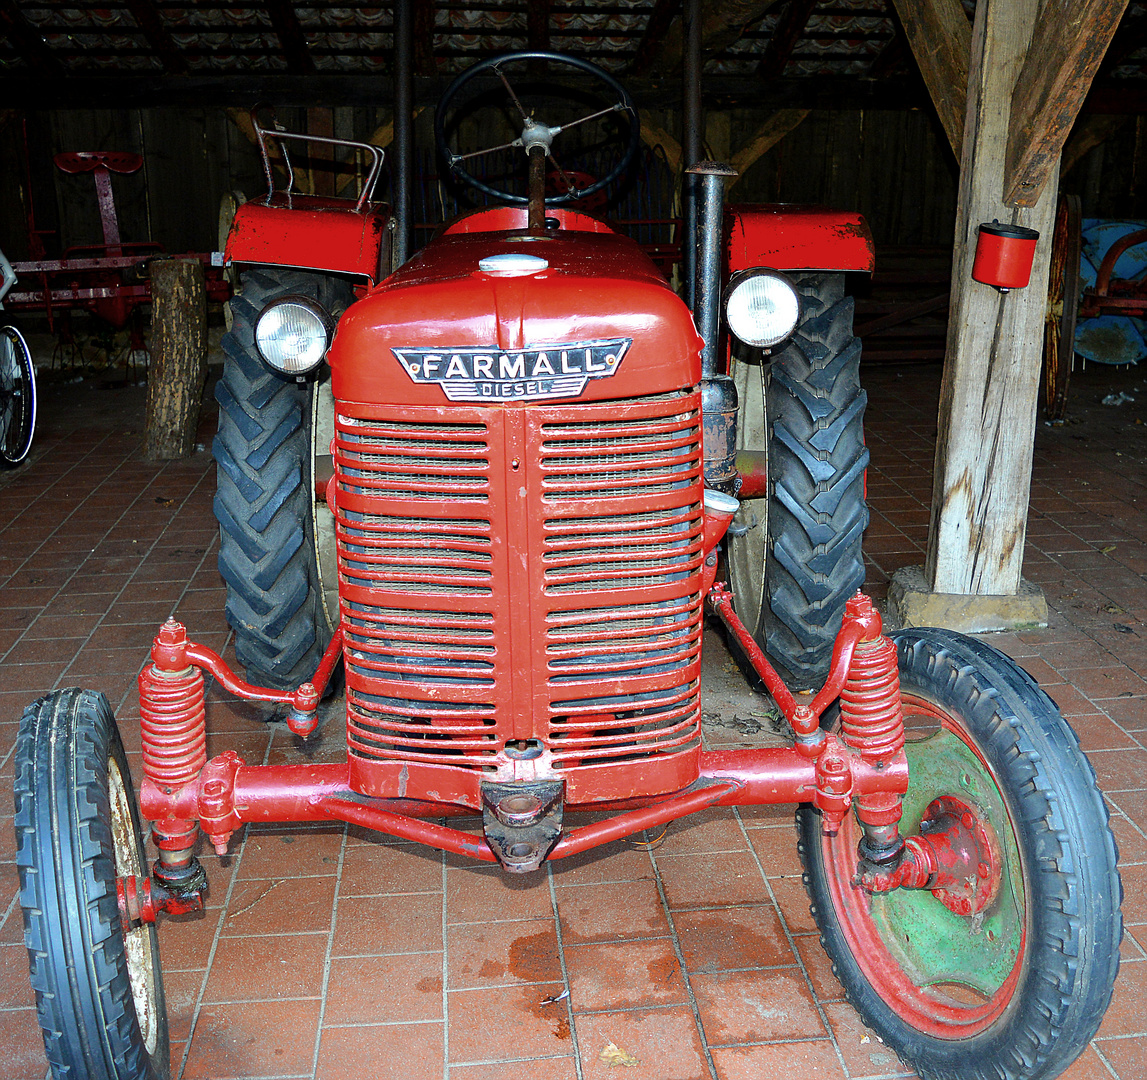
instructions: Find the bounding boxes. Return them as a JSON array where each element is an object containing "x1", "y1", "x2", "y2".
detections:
[{"x1": 392, "y1": 338, "x2": 632, "y2": 402}]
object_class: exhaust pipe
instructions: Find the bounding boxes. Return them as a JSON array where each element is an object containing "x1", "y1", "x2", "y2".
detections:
[{"x1": 690, "y1": 161, "x2": 739, "y2": 493}]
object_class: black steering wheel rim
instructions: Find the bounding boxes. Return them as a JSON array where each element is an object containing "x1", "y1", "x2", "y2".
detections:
[{"x1": 434, "y1": 50, "x2": 641, "y2": 207}]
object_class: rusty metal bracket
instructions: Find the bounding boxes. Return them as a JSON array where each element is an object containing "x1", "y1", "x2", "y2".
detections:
[{"x1": 481, "y1": 780, "x2": 564, "y2": 873}]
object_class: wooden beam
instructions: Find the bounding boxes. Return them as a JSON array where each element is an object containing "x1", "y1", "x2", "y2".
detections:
[
  {"x1": 1062, "y1": 113, "x2": 1129, "y2": 176},
  {"x1": 644, "y1": 0, "x2": 781, "y2": 74},
  {"x1": 1003, "y1": 0, "x2": 1129, "y2": 207},
  {"x1": 727, "y1": 108, "x2": 809, "y2": 189},
  {"x1": 630, "y1": 0, "x2": 683, "y2": 76},
  {"x1": 413, "y1": 0, "x2": 436, "y2": 76},
  {"x1": 758, "y1": 0, "x2": 817, "y2": 81},
  {"x1": 528, "y1": 0, "x2": 551, "y2": 53},
  {"x1": 123, "y1": 0, "x2": 188, "y2": 75},
  {"x1": 925, "y1": 0, "x2": 1058, "y2": 598},
  {"x1": 266, "y1": 0, "x2": 316, "y2": 75},
  {"x1": 639, "y1": 112, "x2": 683, "y2": 175},
  {"x1": 867, "y1": 22, "x2": 912, "y2": 79},
  {"x1": 888, "y1": 0, "x2": 972, "y2": 161}
]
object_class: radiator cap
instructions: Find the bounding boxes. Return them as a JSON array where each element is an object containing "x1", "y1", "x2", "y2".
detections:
[{"x1": 478, "y1": 252, "x2": 549, "y2": 275}]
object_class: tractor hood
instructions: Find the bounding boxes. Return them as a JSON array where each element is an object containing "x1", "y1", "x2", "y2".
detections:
[{"x1": 329, "y1": 225, "x2": 703, "y2": 407}]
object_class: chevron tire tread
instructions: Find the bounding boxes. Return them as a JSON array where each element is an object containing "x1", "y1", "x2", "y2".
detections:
[
  {"x1": 797, "y1": 630, "x2": 1122, "y2": 1080},
  {"x1": 763, "y1": 273, "x2": 868, "y2": 688},
  {"x1": 213, "y1": 268, "x2": 348, "y2": 689},
  {"x1": 15, "y1": 689, "x2": 169, "y2": 1080}
]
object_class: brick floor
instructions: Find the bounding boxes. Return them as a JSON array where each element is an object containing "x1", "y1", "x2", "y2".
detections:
[{"x1": 1, "y1": 361, "x2": 1145, "y2": 1079}]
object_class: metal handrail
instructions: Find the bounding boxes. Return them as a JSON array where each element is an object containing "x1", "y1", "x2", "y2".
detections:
[{"x1": 252, "y1": 108, "x2": 385, "y2": 213}]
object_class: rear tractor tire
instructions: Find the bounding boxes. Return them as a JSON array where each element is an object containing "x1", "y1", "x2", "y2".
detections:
[
  {"x1": 799, "y1": 630, "x2": 1122, "y2": 1080},
  {"x1": 15, "y1": 689, "x2": 170, "y2": 1080},
  {"x1": 727, "y1": 272, "x2": 868, "y2": 690},
  {"x1": 213, "y1": 267, "x2": 351, "y2": 690}
]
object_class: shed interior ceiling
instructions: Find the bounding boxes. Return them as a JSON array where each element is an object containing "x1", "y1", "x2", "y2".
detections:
[{"x1": 1, "y1": 0, "x2": 1145, "y2": 108}]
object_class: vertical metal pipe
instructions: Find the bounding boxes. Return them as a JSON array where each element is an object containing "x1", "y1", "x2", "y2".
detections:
[
  {"x1": 393, "y1": 0, "x2": 414, "y2": 269},
  {"x1": 690, "y1": 162, "x2": 736, "y2": 376},
  {"x1": 682, "y1": 0, "x2": 702, "y2": 310}
]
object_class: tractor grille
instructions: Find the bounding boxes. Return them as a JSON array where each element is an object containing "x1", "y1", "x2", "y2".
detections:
[{"x1": 334, "y1": 392, "x2": 704, "y2": 801}]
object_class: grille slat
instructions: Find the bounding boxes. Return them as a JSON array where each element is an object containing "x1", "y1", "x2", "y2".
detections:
[{"x1": 336, "y1": 392, "x2": 705, "y2": 788}]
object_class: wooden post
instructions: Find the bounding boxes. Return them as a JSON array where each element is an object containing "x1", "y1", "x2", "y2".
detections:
[
  {"x1": 145, "y1": 257, "x2": 207, "y2": 461},
  {"x1": 923, "y1": 0, "x2": 1058, "y2": 598}
]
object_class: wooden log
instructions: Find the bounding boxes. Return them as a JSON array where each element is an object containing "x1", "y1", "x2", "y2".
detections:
[
  {"x1": 1003, "y1": 0, "x2": 1130, "y2": 207},
  {"x1": 145, "y1": 258, "x2": 207, "y2": 461},
  {"x1": 889, "y1": 0, "x2": 972, "y2": 162},
  {"x1": 727, "y1": 109, "x2": 809, "y2": 191},
  {"x1": 924, "y1": 0, "x2": 1058, "y2": 597}
]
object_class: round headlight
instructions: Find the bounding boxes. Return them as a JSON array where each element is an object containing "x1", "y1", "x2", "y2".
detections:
[
  {"x1": 254, "y1": 296, "x2": 333, "y2": 376},
  {"x1": 724, "y1": 269, "x2": 800, "y2": 349}
]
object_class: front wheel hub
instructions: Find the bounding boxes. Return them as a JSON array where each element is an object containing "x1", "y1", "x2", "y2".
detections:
[{"x1": 919, "y1": 794, "x2": 1002, "y2": 917}]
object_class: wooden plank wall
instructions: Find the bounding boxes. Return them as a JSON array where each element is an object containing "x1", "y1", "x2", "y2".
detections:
[{"x1": 1, "y1": 103, "x2": 1144, "y2": 264}]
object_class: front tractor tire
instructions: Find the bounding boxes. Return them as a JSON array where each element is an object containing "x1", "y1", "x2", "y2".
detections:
[
  {"x1": 214, "y1": 267, "x2": 349, "y2": 690},
  {"x1": 727, "y1": 273, "x2": 868, "y2": 690},
  {"x1": 15, "y1": 689, "x2": 170, "y2": 1080},
  {"x1": 799, "y1": 630, "x2": 1122, "y2": 1080}
]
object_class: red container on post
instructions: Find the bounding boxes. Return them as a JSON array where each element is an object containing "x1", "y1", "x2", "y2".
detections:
[{"x1": 971, "y1": 221, "x2": 1040, "y2": 290}]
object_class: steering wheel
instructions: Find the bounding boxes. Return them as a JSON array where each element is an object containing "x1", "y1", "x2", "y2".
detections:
[{"x1": 434, "y1": 51, "x2": 641, "y2": 207}]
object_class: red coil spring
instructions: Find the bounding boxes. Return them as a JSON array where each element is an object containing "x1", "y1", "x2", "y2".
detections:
[
  {"x1": 839, "y1": 635, "x2": 905, "y2": 764},
  {"x1": 139, "y1": 663, "x2": 207, "y2": 789}
]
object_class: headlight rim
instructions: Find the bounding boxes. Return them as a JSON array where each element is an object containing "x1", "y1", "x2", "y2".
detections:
[
  {"x1": 723, "y1": 268, "x2": 801, "y2": 351},
  {"x1": 253, "y1": 294, "x2": 335, "y2": 377}
]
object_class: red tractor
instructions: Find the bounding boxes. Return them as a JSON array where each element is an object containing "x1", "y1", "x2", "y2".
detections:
[{"x1": 15, "y1": 53, "x2": 1121, "y2": 1080}]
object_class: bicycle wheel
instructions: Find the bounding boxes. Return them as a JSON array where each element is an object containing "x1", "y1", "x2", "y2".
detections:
[{"x1": 0, "y1": 325, "x2": 36, "y2": 466}]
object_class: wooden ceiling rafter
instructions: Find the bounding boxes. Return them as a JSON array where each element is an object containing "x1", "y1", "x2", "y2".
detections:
[
  {"x1": 888, "y1": 0, "x2": 972, "y2": 162},
  {"x1": 757, "y1": 0, "x2": 819, "y2": 81},
  {"x1": 414, "y1": 0, "x2": 438, "y2": 76},
  {"x1": 1003, "y1": 0, "x2": 1130, "y2": 207},
  {"x1": 628, "y1": 0, "x2": 682, "y2": 76},
  {"x1": 122, "y1": 0, "x2": 189, "y2": 74},
  {"x1": 265, "y1": 0, "x2": 316, "y2": 74},
  {"x1": 644, "y1": 0, "x2": 782, "y2": 75}
]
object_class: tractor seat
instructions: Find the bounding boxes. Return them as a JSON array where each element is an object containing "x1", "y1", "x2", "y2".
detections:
[{"x1": 54, "y1": 151, "x2": 144, "y2": 176}]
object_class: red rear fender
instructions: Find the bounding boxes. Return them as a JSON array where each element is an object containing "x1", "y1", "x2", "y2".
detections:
[
  {"x1": 225, "y1": 195, "x2": 392, "y2": 285},
  {"x1": 726, "y1": 205, "x2": 875, "y2": 274}
]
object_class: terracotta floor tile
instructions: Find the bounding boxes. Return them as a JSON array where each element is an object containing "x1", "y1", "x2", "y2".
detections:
[
  {"x1": 447, "y1": 983, "x2": 573, "y2": 1063},
  {"x1": 218, "y1": 874, "x2": 337, "y2": 936},
  {"x1": 1087, "y1": 748, "x2": 1147, "y2": 791},
  {"x1": 448, "y1": 917, "x2": 560, "y2": 989},
  {"x1": 1097, "y1": 957, "x2": 1147, "y2": 1037},
  {"x1": 236, "y1": 824, "x2": 344, "y2": 880},
  {"x1": 547, "y1": 840, "x2": 657, "y2": 886},
  {"x1": 316, "y1": 1021, "x2": 443, "y2": 1080},
  {"x1": 565, "y1": 937, "x2": 686, "y2": 1011},
  {"x1": 711, "y1": 1040, "x2": 848, "y2": 1080},
  {"x1": 556, "y1": 878, "x2": 670, "y2": 944},
  {"x1": 0, "y1": 1007, "x2": 48, "y2": 1080},
  {"x1": 449, "y1": 1056, "x2": 578, "y2": 1079},
  {"x1": 1110, "y1": 789, "x2": 1147, "y2": 833},
  {"x1": 446, "y1": 864, "x2": 556, "y2": 924},
  {"x1": 1115, "y1": 862, "x2": 1147, "y2": 925},
  {"x1": 163, "y1": 967, "x2": 207, "y2": 1043},
  {"x1": 821, "y1": 1000, "x2": 912, "y2": 1078},
  {"x1": 793, "y1": 935, "x2": 847, "y2": 1003},
  {"x1": 745, "y1": 824, "x2": 804, "y2": 879},
  {"x1": 769, "y1": 877, "x2": 818, "y2": 936},
  {"x1": 332, "y1": 892, "x2": 443, "y2": 956},
  {"x1": 673, "y1": 905, "x2": 792, "y2": 972},
  {"x1": 573, "y1": 1006, "x2": 708, "y2": 1080},
  {"x1": 156, "y1": 907, "x2": 225, "y2": 972},
  {"x1": 657, "y1": 851, "x2": 768, "y2": 909},
  {"x1": 182, "y1": 998, "x2": 321, "y2": 1079},
  {"x1": 692, "y1": 967, "x2": 823, "y2": 1045},
  {"x1": 1102, "y1": 697, "x2": 1147, "y2": 730},
  {"x1": 655, "y1": 808, "x2": 750, "y2": 856},
  {"x1": 201, "y1": 932, "x2": 328, "y2": 1002},
  {"x1": 339, "y1": 838, "x2": 444, "y2": 896},
  {"x1": 1096, "y1": 1035, "x2": 1147, "y2": 1079},
  {"x1": 1069, "y1": 715, "x2": 1141, "y2": 751},
  {"x1": 324, "y1": 951, "x2": 443, "y2": 1025}
]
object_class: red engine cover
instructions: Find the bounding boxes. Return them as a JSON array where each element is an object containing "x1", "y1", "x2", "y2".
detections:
[{"x1": 326, "y1": 216, "x2": 707, "y2": 809}]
